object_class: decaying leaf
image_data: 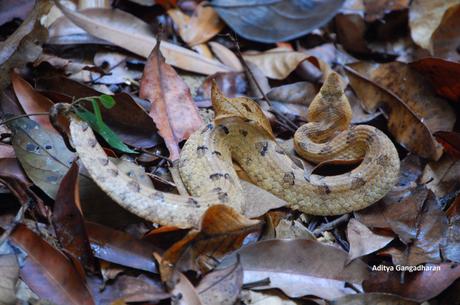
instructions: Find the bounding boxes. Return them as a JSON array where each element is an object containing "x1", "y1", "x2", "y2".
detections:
[
  {"x1": 168, "y1": 3, "x2": 224, "y2": 46},
  {"x1": 0, "y1": 254, "x2": 19, "y2": 305},
  {"x1": 364, "y1": 262, "x2": 460, "y2": 302},
  {"x1": 345, "y1": 63, "x2": 450, "y2": 160},
  {"x1": 431, "y1": 3, "x2": 460, "y2": 61},
  {"x1": 53, "y1": 162, "x2": 98, "y2": 273},
  {"x1": 140, "y1": 41, "x2": 203, "y2": 160},
  {"x1": 8, "y1": 224, "x2": 95, "y2": 305},
  {"x1": 409, "y1": 0, "x2": 460, "y2": 57},
  {"x1": 421, "y1": 154, "x2": 460, "y2": 199},
  {"x1": 346, "y1": 218, "x2": 394, "y2": 262},
  {"x1": 0, "y1": 0, "x2": 52, "y2": 91},
  {"x1": 222, "y1": 239, "x2": 369, "y2": 300},
  {"x1": 53, "y1": 2, "x2": 231, "y2": 75},
  {"x1": 159, "y1": 205, "x2": 261, "y2": 288},
  {"x1": 434, "y1": 131, "x2": 460, "y2": 159},
  {"x1": 197, "y1": 260, "x2": 243, "y2": 305}
]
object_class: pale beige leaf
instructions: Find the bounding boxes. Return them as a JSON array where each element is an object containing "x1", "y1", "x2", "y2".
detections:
[
  {"x1": 409, "y1": 0, "x2": 459, "y2": 51},
  {"x1": 209, "y1": 41, "x2": 243, "y2": 72},
  {"x1": 0, "y1": 255, "x2": 19, "y2": 305},
  {"x1": 168, "y1": 3, "x2": 224, "y2": 46},
  {"x1": 347, "y1": 219, "x2": 394, "y2": 262},
  {"x1": 241, "y1": 180, "x2": 287, "y2": 218},
  {"x1": 53, "y1": 1, "x2": 231, "y2": 75},
  {"x1": 171, "y1": 273, "x2": 203, "y2": 305},
  {"x1": 243, "y1": 48, "x2": 311, "y2": 79}
]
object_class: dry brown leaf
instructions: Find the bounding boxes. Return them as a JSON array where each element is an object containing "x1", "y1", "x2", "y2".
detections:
[
  {"x1": 431, "y1": 3, "x2": 460, "y2": 61},
  {"x1": 212, "y1": 82, "x2": 274, "y2": 138},
  {"x1": 222, "y1": 239, "x2": 369, "y2": 300},
  {"x1": 0, "y1": 254, "x2": 19, "y2": 305},
  {"x1": 168, "y1": 3, "x2": 224, "y2": 46},
  {"x1": 140, "y1": 41, "x2": 203, "y2": 160},
  {"x1": 159, "y1": 205, "x2": 261, "y2": 288},
  {"x1": 346, "y1": 218, "x2": 394, "y2": 262},
  {"x1": 409, "y1": 0, "x2": 459, "y2": 52},
  {"x1": 330, "y1": 293, "x2": 419, "y2": 305},
  {"x1": 197, "y1": 260, "x2": 243, "y2": 305},
  {"x1": 53, "y1": 2, "x2": 231, "y2": 75},
  {"x1": 240, "y1": 180, "x2": 287, "y2": 218},
  {"x1": 243, "y1": 48, "x2": 314, "y2": 80},
  {"x1": 170, "y1": 273, "x2": 203, "y2": 305},
  {"x1": 345, "y1": 63, "x2": 448, "y2": 160},
  {"x1": 421, "y1": 154, "x2": 460, "y2": 199}
]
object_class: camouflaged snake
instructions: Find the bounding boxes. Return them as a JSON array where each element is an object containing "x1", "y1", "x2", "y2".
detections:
[{"x1": 67, "y1": 72, "x2": 400, "y2": 228}]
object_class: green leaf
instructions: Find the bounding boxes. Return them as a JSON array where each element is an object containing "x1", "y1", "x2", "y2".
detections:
[
  {"x1": 99, "y1": 95, "x2": 116, "y2": 109},
  {"x1": 74, "y1": 106, "x2": 137, "y2": 154}
]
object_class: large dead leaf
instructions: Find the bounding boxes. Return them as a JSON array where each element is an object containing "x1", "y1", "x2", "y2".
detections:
[
  {"x1": 53, "y1": 162, "x2": 98, "y2": 273},
  {"x1": 243, "y1": 48, "x2": 317, "y2": 80},
  {"x1": 211, "y1": 0, "x2": 344, "y2": 43},
  {"x1": 140, "y1": 41, "x2": 203, "y2": 160},
  {"x1": 221, "y1": 239, "x2": 369, "y2": 300},
  {"x1": 86, "y1": 221, "x2": 159, "y2": 273},
  {"x1": 159, "y1": 205, "x2": 261, "y2": 288},
  {"x1": 8, "y1": 224, "x2": 95, "y2": 305},
  {"x1": 0, "y1": 0, "x2": 51, "y2": 91},
  {"x1": 346, "y1": 218, "x2": 394, "y2": 262},
  {"x1": 168, "y1": 3, "x2": 224, "y2": 46},
  {"x1": 53, "y1": 2, "x2": 231, "y2": 75},
  {"x1": 364, "y1": 262, "x2": 460, "y2": 302},
  {"x1": 345, "y1": 63, "x2": 450, "y2": 160},
  {"x1": 409, "y1": 0, "x2": 458, "y2": 51}
]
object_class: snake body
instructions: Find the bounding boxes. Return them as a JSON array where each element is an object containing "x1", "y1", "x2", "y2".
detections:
[{"x1": 68, "y1": 73, "x2": 400, "y2": 228}]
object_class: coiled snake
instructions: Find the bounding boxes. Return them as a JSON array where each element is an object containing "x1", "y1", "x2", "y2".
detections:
[{"x1": 67, "y1": 72, "x2": 400, "y2": 228}]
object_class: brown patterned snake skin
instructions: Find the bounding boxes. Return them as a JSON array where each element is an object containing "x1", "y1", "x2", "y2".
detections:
[{"x1": 67, "y1": 72, "x2": 400, "y2": 228}]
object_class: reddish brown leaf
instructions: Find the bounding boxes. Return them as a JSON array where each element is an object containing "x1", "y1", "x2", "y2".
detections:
[
  {"x1": 140, "y1": 41, "x2": 203, "y2": 160},
  {"x1": 85, "y1": 221, "x2": 160, "y2": 273},
  {"x1": 11, "y1": 71, "x2": 54, "y2": 130},
  {"x1": 364, "y1": 263, "x2": 460, "y2": 301},
  {"x1": 159, "y1": 205, "x2": 261, "y2": 288},
  {"x1": 434, "y1": 131, "x2": 460, "y2": 159},
  {"x1": 8, "y1": 224, "x2": 95, "y2": 305},
  {"x1": 410, "y1": 57, "x2": 460, "y2": 102},
  {"x1": 53, "y1": 162, "x2": 99, "y2": 273}
]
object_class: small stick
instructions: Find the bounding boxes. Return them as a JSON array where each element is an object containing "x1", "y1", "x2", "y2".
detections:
[{"x1": 313, "y1": 214, "x2": 350, "y2": 236}]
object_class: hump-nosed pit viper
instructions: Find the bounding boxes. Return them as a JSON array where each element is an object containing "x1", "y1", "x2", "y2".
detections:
[{"x1": 66, "y1": 72, "x2": 400, "y2": 228}]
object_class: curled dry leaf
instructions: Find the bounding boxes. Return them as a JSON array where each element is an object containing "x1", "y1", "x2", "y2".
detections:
[
  {"x1": 345, "y1": 63, "x2": 449, "y2": 160},
  {"x1": 168, "y1": 3, "x2": 225, "y2": 46},
  {"x1": 53, "y1": 2, "x2": 231, "y2": 75},
  {"x1": 159, "y1": 205, "x2": 261, "y2": 288},
  {"x1": 197, "y1": 260, "x2": 243, "y2": 305},
  {"x1": 363, "y1": 262, "x2": 460, "y2": 302},
  {"x1": 346, "y1": 218, "x2": 394, "y2": 262},
  {"x1": 409, "y1": 0, "x2": 459, "y2": 56},
  {"x1": 140, "y1": 41, "x2": 203, "y2": 160},
  {"x1": 53, "y1": 162, "x2": 99, "y2": 273},
  {"x1": 431, "y1": 3, "x2": 460, "y2": 61},
  {"x1": 221, "y1": 239, "x2": 369, "y2": 300},
  {"x1": 8, "y1": 224, "x2": 95, "y2": 305},
  {"x1": 208, "y1": 42, "x2": 243, "y2": 72},
  {"x1": 243, "y1": 48, "x2": 317, "y2": 80}
]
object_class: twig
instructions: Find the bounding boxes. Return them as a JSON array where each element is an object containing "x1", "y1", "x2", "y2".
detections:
[
  {"x1": 227, "y1": 34, "x2": 299, "y2": 133},
  {"x1": 242, "y1": 278, "x2": 271, "y2": 289},
  {"x1": 0, "y1": 112, "x2": 50, "y2": 126},
  {"x1": 312, "y1": 214, "x2": 350, "y2": 236}
]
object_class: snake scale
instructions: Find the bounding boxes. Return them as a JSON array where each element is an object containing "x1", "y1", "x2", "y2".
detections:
[{"x1": 67, "y1": 72, "x2": 400, "y2": 228}]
